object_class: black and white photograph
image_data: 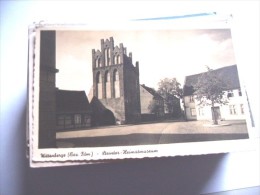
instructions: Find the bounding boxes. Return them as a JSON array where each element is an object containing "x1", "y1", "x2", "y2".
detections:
[
  {"x1": 2, "y1": 1, "x2": 260, "y2": 194},
  {"x1": 29, "y1": 24, "x2": 252, "y2": 163}
]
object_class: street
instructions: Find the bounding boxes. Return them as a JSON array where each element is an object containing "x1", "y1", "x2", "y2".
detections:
[{"x1": 56, "y1": 120, "x2": 249, "y2": 148}]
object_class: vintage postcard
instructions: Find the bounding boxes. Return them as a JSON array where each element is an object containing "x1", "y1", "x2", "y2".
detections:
[{"x1": 27, "y1": 17, "x2": 256, "y2": 167}]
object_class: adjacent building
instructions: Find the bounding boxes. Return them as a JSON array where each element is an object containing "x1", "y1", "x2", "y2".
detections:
[
  {"x1": 183, "y1": 65, "x2": 246, "y2": 121},
  {"x1": 140, "y1": 84, "x2": 165, "y2": 120},
  {"x1": 56, "y1": 90, "x2": 92, "y2": 131},
  {"x1": 38, "y1": 30, "x2": 58, "y2": 148}
]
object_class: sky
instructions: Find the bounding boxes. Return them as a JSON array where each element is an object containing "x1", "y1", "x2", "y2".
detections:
[{"x1": 55, "y1": 28, "x2": 236, "y2": 95}]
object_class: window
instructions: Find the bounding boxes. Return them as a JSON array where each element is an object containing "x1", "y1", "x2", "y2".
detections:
[
  {"x1": 65, "y1": 115, "x2": 72, "y2": 125},
  {"x1": 117, "y1": 55, "x2": 120, "y2": 64},
  {"x1": 114, "y1": 55, "x2": 117, "y2": 64},
  {"x1": 105, "y1": 71, "x2": 111, "y2": 98},
  {"x1": 240, "y1": 104, "x2": 244, "y2": 114},
  {"x1": 84, "y1": 115, "x2": 91, "y2": 124},
  {"x1": 57, "y1": 115, "x2": 65, "y2": 127},
  {"x1": 57, "y1": 115, "x2": 73, "y2": 129},
  {"x1": 74, "y1": 114, "x2": 81, "y2": 124},
  {"x1": 105, "y1": 48, "x2": 110, "y2": 66},
  {"x1": 96, "y1": 72, "x2": 102, "y2": 99},
  {"x1": 190, "y1": 96, "x2": 194, "y2": 102},
  {"x1": 227, "y1": 90, "x2": 234, "y2": 98},
  {"x1": 238, "y1": 89, "x2": 242, "y2": 96},
  {"x1": 105, "y1": 71, "x2": 110, "y2": 81},
  {"x1": 190, "y1": 108, "x2": 196, "y2": 116},
  {"x1": 198, "y1": 107, "x2": 204, "y2": 116},
  {"x1": 96, "y1": 72, "x2": 101, "y2": 83},
  {"x1": 229, "y1": 105, "x2": 237, "y2": 115},
  {"x1": 113, "y1": 69, "x2": 120, "y2": 98},
  {"x1": 114, "y1": 55, "x2": 120, "y2": 64},
  {"x1": 96, "y1": 58, "x2": 100, "y2": 67}
]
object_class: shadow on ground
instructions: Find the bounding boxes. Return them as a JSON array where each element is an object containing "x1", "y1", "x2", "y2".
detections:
[{"x1": 57, "y1": 133, "x2": 249, "y2": 148}]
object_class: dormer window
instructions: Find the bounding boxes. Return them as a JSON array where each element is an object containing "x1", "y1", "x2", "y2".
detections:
[
  {"x1": 238, "y1": 89, "x2": 242, "y2": 96},
  {"x1": 227, "y1": 90, "x2": 234, "y2": 98}
]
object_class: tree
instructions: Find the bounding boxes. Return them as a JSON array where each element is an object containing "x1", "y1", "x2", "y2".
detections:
[
  {"x1": 148, "y1": 99, "x2": 161, "y2": 117},
  {"x1": 157, "y1": 78, "x2": 183, "y2": 117},
  {"x1": 194, "y1": 66, "x2": 229, "y2": 125}
]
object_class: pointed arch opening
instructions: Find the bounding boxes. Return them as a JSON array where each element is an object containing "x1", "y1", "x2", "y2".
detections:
[
  {"x1": 114, "y1": 55, "x2": 117, "y2": 64},
  {"x1": 117, "y1": 55, "x2": 121, "y2": 64},
  {"x1": 113, "y1": 69, "x2": 120, "y2": 98},
  {"x1": 96, "y1": 57, "x2": 101, "y2": 67},
  {"x1": 113, "y1": 55, "x2": 121, "y2": 64},
  {"x1": 105, "y1": 48, "x2": 110, "y2": 66},
  {"x1": 96, "y1": 72, "x2": 102, "y2": 99},
  {"x1": 105, "y1": 71, "x2": 111, "y2": 98}
]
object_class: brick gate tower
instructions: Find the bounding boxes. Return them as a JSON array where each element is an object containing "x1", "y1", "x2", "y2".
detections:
[{"x1": 91, "y1": 37, "x2": 141, "y2": 125}]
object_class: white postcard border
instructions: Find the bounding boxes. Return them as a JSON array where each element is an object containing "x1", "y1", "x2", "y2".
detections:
[{"x1": 28, "y1": 16, "x2": 257, "y2": 167}]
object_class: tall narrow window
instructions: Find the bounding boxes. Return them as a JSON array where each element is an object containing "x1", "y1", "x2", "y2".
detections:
[
  {"x1": 114, "y1": 55, "x2": 117, "y2": 64},
  {"x1": 229, "y1": 105, "x2": 237, "y2": 115},
  {"x1": 116, "y1": 55, "x2": 120, "y2": 64},
  {"x1": 238, "y1": 89, "x2": 242, "y2": 96},
  {"x1": 96, "y1": 72, "x2": 102, "y2": 99},
  {"x1": 57, "y1": 115, "x2": 65, "y2": 129},
  {"x1": 113, "y1": 69, "x2": 120, "y2": 98},
  {"x1": 96, "y1": 58, "x2": 100, "y2": 67},
  {"x1": 105, "y1": 48, "x2": 110, "y2": 66},
  {"x1": 105, "y1": 71, "x2": 111, "y2": 98},
  {"x1": 114, "y1": 55, "x2": 120, "y2": 64},
  {"x1": 108, "y1": 49, "x2": 110, "y2": 65},
  {"x1": 74, "y1": 114, "x2": 81, "y2": 125},
  {"x1": 105, "y1": 49, "x2": 107, "y2": 66},
  {"x1": 65, "y1": 115, "x2": 72, "y2": 128},
  {"x1": 84, "y1": 114, "x2": 91, "y2": 125},
  {"x1": 190, "y1": 96, "x2": 194, "y2": 102},
  {"x1": 240, "y1": 104, "x2": 244, "y2": 114}
]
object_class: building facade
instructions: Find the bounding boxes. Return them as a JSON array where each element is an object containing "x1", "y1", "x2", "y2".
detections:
[
  {"x1": 91, "y1": 37, "x2": 141, "y2": 125},
  {"x1": 56, "y1": 90, "x2": 92, "y2": 131},
  {"x1": 140, "y1": 84, "x2": 164, "y2": 118},
  {"x1": 183, "y1": 65, "x2": 246, "y2": 121},
  {"x1": 38, "y1": 30, "x2": 58, "y2": 148}
]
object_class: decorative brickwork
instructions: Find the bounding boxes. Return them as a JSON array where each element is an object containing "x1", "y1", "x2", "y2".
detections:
[{"x1": 91, "y1": 37, "x2": 141, "y2": 124}]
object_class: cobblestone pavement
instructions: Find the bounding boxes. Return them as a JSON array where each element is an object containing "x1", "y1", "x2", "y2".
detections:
[{"x1": 56, "y1": 120, "x2": 249, "y2": 147}]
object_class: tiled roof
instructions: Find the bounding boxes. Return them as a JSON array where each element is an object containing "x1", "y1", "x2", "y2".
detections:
[
  {"x1": 56, "y1": 90, "x2": 91, "y2": 113},
  {"x1": 183, "y1": 65, "x2": 241, "y2": 96},
  {"x1": 89, "y1": 96, "x2": 107, "y2": 113},
  {"x1": 140, "y1": 84, "x2": 163, "y2": 99}
]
